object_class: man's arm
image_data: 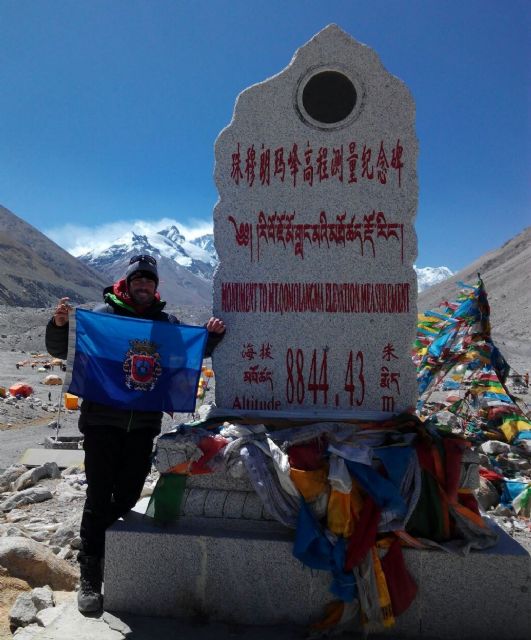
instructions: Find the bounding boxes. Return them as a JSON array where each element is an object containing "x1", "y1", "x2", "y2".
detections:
[{"x1": 45, "y1": 300, "x2": 111, "y2": 359}]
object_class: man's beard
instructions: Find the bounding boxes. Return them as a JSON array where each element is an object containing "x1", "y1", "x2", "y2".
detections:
[{"x1": 130, "y1": 289, "x2": 155, "y2": 305}]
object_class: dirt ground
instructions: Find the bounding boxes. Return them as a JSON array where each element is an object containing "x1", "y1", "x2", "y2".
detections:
[{"x1": 0, "y1": 572, "x2": 31, "y2": 640}]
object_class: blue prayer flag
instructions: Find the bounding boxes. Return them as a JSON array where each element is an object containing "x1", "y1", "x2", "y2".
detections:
[{"x1": 68, "y1": 309, "x2": 208, "y2": 412}]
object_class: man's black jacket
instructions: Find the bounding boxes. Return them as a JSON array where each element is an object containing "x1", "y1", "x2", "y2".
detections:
[{"x1": 45, "y1": 291, "x2": 223, "y2": 434}]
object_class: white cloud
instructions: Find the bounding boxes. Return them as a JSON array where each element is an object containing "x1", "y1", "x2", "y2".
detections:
[{"x1": 44, "y1": 218, "x2": 213, "y2": 256}]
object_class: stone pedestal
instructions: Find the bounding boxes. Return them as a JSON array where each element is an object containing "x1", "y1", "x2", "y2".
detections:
[
  {"x1": 104, "y1": 475, "x2": 530, "y2": 639},
  {"x1": 105, "y1": 512, "x2": 331, "y2": 625}
]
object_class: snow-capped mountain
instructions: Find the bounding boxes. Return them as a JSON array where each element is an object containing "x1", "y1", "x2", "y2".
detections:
[
  {"x1": 191, "y1": 233, "x2": 216, "y2": 257},
  {"x1": 79, "y1": 226, "x2": 217, "y2": 276},
  {"x1": 77, "y1": 226, "x2": 218, "y2": 308},
  {"x1": 414, "y1": 265, "x2": 453, "y2": 292}
]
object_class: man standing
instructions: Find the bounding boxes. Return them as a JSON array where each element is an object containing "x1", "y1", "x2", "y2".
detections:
[{"x1": 45, "y1": 255, "x2": 225, "y2": 613}]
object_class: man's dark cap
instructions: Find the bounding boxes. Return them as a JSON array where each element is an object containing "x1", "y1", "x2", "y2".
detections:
[{"x1": 125, "y1": 255, "x2": 159, "y2": 287}]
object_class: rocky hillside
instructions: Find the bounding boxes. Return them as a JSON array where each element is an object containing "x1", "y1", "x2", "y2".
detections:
[
  {"x1": 418, "y1": 226, "x2": 531, "y2": 373},
  {"x1": 0, "y1": 206, "x2": 106, "y2": 307}
]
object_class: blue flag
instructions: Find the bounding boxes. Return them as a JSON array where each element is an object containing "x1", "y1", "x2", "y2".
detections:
[{"x1": 68, "y1": 309, "x2": 208, "y2": 412}]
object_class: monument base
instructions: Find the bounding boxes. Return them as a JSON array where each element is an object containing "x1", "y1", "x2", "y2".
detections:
[{"x1": 104, "y1": 509, "x2": 530, "y2": 639}]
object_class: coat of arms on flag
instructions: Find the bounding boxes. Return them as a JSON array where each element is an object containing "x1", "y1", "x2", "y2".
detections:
[
  {"x1": 123, "y1": 339, "x2": 162, "y2": 391},
  {"x1": 68, "y1": 309, "x2": 208, "y2": 412}
]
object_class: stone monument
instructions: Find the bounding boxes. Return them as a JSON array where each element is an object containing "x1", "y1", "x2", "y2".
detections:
[
  {"x1": 104, "y1": 26, "x2": 530, "y2": 639},
  {"x1": 213, "y1": 23, "x2": 418, "y2": 418}
]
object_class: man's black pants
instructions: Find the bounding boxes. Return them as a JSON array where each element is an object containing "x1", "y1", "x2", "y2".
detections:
[{"x1": 79, "y1": 426, "x2": 155, "y2": 561}]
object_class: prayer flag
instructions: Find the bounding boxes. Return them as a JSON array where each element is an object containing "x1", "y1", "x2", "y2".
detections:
[
  {"x1": 500, "y1": 415, "x2": 531, "y2": 443},
  {"x1": 68, "y1": 309, "x2": 207, "y2": 412}
]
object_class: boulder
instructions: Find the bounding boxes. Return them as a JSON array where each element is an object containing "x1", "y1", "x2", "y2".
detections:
[
  {"x1": 70, "y1": 536, "x2": 82, "y2": 550},
  {"x1": 12, "y1": 623, "x2": 41, "y2": 639},
  {"x1": 102, "y1": 611, "x2": 133, "y2": 635},
  {"x1": 54, "y1": 481, "x2": 85, "y2": 502},
  {"x1": 50, "y1": 525, "x2": 76, "y2": 548},
  {"x1": 492, "y1": 504, "x2": 513, "y2": 517},
  {"x1": 36, "y1": 603, "x2": 66, "y2": 627},
  {"x1": 476, "y1": 477, "x2": 500, "y2": 511},
  {"x1": 9, "y1": 592, "x2": 38, "y2": 629},
  {"x1": 61, "y1": 464, "x2": 84, "y2": 477},
  {"x1": 24, "y1": 523, "x2": 59, "y2": 534},
  {"x1": 31, "y1": 585, "x2": 55, "y2": 610},
  {"x1": 28, "y1": 531, "x2": 49, "y2": 543},
  {"x1": 0, "y1": 537, "x2": 79, "y2": 590},
  {"x1": 22, "y1": 600, "x2": 125, "y2": 639},
  {"x1": 479, "y1": 440, "x2": 511, "y2": 455},
  {"x1": 2, "y1": 525, "x2": 30, "y2": 538},
  {"x1": 6, "y1": 510, "x2": 28, "y2": 523},
  {"x1": 57, "y1": 547, "x2": 74, "y2": 560},
  {"x1": 0, "y1": 464, "x2": 28, "y2": 491},
  {"x1": 0, "y1": 487, "x2": 53, "y2": 512},
  {"x1": 13, "y1": 463, "x2": 61, "y2": 491}
]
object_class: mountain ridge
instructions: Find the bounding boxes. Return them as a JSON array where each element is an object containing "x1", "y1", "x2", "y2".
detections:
[{"x1": 0, "y1": 205, "x2": 106, "y2": 307}]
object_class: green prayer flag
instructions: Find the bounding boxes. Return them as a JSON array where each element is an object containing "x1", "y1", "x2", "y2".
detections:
[{"x1": 146, "y1": 474, "x2": 187, "y2": 525}]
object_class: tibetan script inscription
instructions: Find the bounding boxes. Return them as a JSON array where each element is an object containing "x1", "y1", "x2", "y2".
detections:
[{"x1": 228, "y1": 210, "x2": 405, "y2": 262}]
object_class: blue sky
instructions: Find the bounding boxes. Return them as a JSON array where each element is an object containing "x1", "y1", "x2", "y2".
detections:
[{"x1": 1, "y1": 0, "x2": 529, "y2": 270}]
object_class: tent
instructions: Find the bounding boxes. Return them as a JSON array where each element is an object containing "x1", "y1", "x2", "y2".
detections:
[
  {"x1": 64, "y1": 393, "x2": 79, "y2": 410},
  {"x1": 43, "y1": 374, "x2": 63, "y2": 385},
  {"x1": 9, "y1": 383, "x2": 33, "y2": 398}
]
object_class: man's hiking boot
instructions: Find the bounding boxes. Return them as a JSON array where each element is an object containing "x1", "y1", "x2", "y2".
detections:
[{"x1": 77, "y1": 557, "x2": 103, "y2": 613}]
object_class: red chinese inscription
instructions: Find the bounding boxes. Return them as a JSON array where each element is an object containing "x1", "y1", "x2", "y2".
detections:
[{"x1": 229, "y1": 139, "x2": 405, "y2": 188}]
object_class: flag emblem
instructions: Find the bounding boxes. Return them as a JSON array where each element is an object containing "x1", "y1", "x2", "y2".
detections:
[{"x1": 124, "y1": 339, "x2": 162, "y2": 390}]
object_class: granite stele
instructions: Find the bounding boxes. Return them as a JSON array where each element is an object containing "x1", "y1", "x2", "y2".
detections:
[
  {"x1": 212, "y1": 23, "x2": 418, "y2": 418},
  {"x1": 104, "y1": 26, "x2": 530, "y2": 640}
]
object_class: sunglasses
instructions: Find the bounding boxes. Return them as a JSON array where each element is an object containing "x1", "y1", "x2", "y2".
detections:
[{"x1": 129, "y1": 254, "x2": 157, "y2": 266}]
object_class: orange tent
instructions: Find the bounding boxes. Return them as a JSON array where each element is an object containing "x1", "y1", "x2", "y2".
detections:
[
  {"x1": 64, "y1": 393, "x2": 79, "y2": 410},
  {"x1": 9, "y1": 383, "x2": 33, "y2": 397}
]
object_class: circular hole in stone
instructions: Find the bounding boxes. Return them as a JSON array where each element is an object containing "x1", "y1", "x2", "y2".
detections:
[{"x1": 302, "y1": 71, "x2": 357, "y2": 124}]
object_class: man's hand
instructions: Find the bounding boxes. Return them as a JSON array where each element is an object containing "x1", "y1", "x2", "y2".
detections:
[
  {"x1": 53, "y1": 297, "x2": 73, "y2": 327},
  {"x1": 206, "y1": 317, "x2": 225, "y2": 334}
]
